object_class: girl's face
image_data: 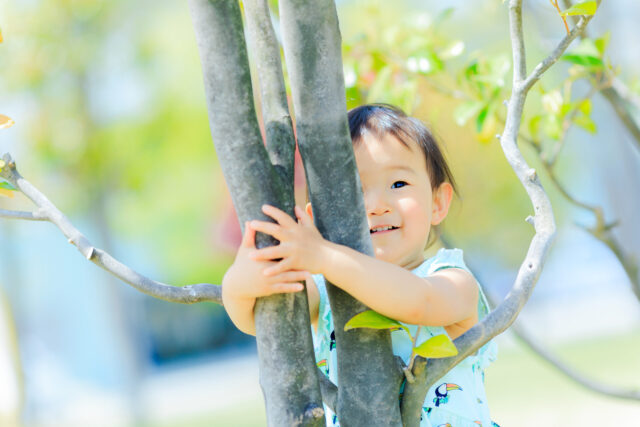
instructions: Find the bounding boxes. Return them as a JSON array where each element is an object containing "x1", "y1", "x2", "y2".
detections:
[{"x1": 354, "y1": 132, "x2": 452, "y2": 269}]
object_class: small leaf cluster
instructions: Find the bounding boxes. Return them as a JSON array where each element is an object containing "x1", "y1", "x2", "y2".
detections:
[
  {"x1": 341, "y1": 6, "x2": 464, "y2": 113},
  {"x1": 344, "y1": 310, "x2": 458, "y2": 362},
  {"x1": 528, "y1": 33, "x2": 612, "y2": 148},
  {"x1": 453, "y1": 54, "x2": 512, "y2": 143}
]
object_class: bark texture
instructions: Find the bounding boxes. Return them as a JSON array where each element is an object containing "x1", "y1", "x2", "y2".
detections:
[
  {"x1": 279, "y1": 1, "x2": 403, "y2": 425},
  {"x1": 188, "y1": 1, "x2": 323, "y2": 425}
]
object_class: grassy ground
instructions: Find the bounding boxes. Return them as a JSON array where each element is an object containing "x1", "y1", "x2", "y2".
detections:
[
  {"x1": 154, "y1": 330, "x2": 640, "y2": 426},
  {"x1": 485, "y1": 330, "x2": 640, "y2": 426}
]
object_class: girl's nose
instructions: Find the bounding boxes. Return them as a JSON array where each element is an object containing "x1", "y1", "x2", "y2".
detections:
[{"x1": 365, "y1": 191, "x2": 391, "y2": 216}]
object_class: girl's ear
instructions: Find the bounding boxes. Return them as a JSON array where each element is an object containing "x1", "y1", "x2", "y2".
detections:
[
  {"x1": 305, "y1": 202, "x2": 314, "y2": 221},
  {"x1": 431, "y1": 182, "x2": 453, "y2": 226}
]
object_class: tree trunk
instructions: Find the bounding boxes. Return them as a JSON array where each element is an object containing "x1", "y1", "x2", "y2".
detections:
[
  {"x1": 278, "y1": 0, "x2": 403, "y2": 424},
  {"x1": 188, "y1": 0, "x2": 323, "y2": 424}
]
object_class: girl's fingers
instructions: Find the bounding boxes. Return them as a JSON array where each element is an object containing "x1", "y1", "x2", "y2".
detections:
[
  {"x1": 262, "y1": 204, "x2": 296, "y2": 227},
  {"x1": 269, "y1": 270, "x2": 311, "y2": 283},
  {"x1": 269, "y1": 282, "x2": 304, "y2": 294},
  {"x1": 250, "y1": 220, "x2": 285, "y2": 240},
  {"x1": 250, "y1": 245, "x2": 285, "y2": 261},
  {"x1": 263, "y1": 259, "x2": 290, "y2": 276},
  {"x1": 241, "y1": 222, "x2": 256, "y2": 248}
]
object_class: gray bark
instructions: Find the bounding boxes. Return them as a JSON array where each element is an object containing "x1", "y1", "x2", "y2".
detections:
[
  {"x1": 278, "y1": 1, "x2": 403, "y2": 425},
  {"x1": 188, "y1": 1, "x2": 323, "y2": 425},
  {"x1": 244, "y1": 0, "x2": 297, "y2": 186}
]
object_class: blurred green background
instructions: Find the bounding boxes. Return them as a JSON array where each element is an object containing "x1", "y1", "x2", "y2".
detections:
[{"x1": 0, "y1": 0, "x2": 638, "y2": 425}]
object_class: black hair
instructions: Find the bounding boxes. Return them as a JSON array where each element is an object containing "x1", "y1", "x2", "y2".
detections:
[{"x1": 347, "y1": 103, "x2": 457, "y2": 194}]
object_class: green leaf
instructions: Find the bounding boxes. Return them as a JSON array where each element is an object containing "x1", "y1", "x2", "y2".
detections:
[
  {"x1": 414, "y1": 334, "x2": 458, "y2": 358},
  {"x1": 560, "y1": 1, "x2": 597, "y2": 16},
  {"x1": 344, "y1": 310, "x2": 410, "y2": 335},
  {"x1": 560, "y1": 102, "x2": 573, "y2": 117},
  {"x1": 573, "y1": 38, "x2": 601, "y2": 58},
  {"x1": 464, "y1": 61, "x2": 479, "y2": 80},
  {"x1": 595, "y1": 32, "x2": 611, "y2": 56},
  {"x1": 560, "y1": 54, "x2": 603, "y2": 68},
  {"x1": 453, "y1": 101, "x2": 483, "y2": 126},
  {"x1": 543, "y1": 114, "x2": 562, "y2": 140},
  {"x1": 561, "y1": 39, "x2": 604, "y2": 68},
  {"x1": 574, "y1": 114, "x2": 597, "y2": 134},
  {"x1": 529, "y1": 115, "x2": 543, "y2": 138},
  {"x1": 476, "y1": 105, "x2": 489, "y2": 133},
  {"x1": 578, "y1": 99, "x2": 592, "y2": 115},
  {"x1": 0, "y1": 181, "x2": 16, "y2": 191}
]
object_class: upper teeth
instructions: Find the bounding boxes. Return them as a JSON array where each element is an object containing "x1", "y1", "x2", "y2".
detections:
[{"x1": 372, "y1": 226, "x2": 395, "y2": 233}]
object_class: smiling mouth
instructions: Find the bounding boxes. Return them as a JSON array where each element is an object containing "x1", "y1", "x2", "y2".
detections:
[{"x1": 370, "y1": 225, "x2": 399, "y2": 234}]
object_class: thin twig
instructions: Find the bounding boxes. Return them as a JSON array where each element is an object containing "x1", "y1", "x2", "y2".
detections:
[
  {"x1": 0, "y1": 209, "x2": 47, "y2": 221},
  {"x1": 406, "y1": 325, "x2": 421, "y2": 373},
  {"x1": 521, "y1": 14, "x2": 593, "y2": 93},
  {"x1": 550, "y1": 0, "x2": 570, "y2": 35},
  {"x1": 547, "y1": 81, "x2": 607, "y2": 167},
  {"x1": 0, "y1": 153, "x2": 223, "y2": 305}
]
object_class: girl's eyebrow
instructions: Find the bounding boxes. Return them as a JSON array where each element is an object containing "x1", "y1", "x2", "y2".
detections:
[{"x1": 386, "y1": 165, "x2": 417, "y2": 174}]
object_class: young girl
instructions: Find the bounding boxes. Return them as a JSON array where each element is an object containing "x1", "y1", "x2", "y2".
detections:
[{"x1": 222, "y1": 104, "x2": 498, "y2": 426}]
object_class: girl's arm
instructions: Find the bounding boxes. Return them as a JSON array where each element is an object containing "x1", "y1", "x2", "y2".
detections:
[
  {"x1": 311, "y1": 242, "x2": 477, "y2": 326},
  {"x1": 250, "y1": 205, "x2": 478, "y2": 327}
]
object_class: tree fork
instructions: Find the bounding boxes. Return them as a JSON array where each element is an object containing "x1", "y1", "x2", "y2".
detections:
[{"x1": 188, "y1": 0, "x2": 323, "y2": 424}]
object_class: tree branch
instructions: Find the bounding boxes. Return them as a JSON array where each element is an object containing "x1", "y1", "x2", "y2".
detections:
[
  {"x1": 521, "y1": 15, "x2": 593, "y2": 93},
  {"x1": 519, "y1": 128, "x2": 640, "y2": 302},
  {"x1": 0, "y1": 153, "x2": 223, "y2": 304},
  {"x1": 600, "y1": 78, "x2": 640, "y2": 152},
  {"x1": 0, "y1": 209, "x2": 47, "y2": 221},
  {"x1": 400, "y1": 0, "x2": 597, "y2": 421},
  {"x1": 244, "y1": 0, "x2": 297, "y2": 185}
]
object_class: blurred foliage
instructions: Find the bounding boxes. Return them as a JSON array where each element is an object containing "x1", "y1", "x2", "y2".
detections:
[
  {"x1": 0, "y1": 0, "x2": 241, "y2": 358},
  {"x1": 338, "y1": 0, "x2": 619, "y2": 265},
  {"x1": 0, "y1": 0, "x2": 633, "y2": 360},
  {"x1": 0, "y1": 0, "x2": 234, "y2": 285}
]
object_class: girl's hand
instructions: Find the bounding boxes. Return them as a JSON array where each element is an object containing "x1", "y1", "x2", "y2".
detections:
[
  {"x1": 222, "y1": 221, "x2": 310, "y2": 302},
  {"x1": 249, "y1": 205, "x2": 328, "y2": 277}
]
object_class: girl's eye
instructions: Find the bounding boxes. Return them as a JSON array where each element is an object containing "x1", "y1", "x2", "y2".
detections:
[{"x1": 391, "y1": 181, "x2": 408, "y2": 189}]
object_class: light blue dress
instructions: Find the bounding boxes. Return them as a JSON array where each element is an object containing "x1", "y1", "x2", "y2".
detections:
[{"x1": 311, "y1": 248, "x2": 499, "y2": 427}]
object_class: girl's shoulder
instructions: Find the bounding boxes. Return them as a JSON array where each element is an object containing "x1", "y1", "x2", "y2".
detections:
[{"x1": 412, "y1": 247, "x2": 469, "y2": 277}]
